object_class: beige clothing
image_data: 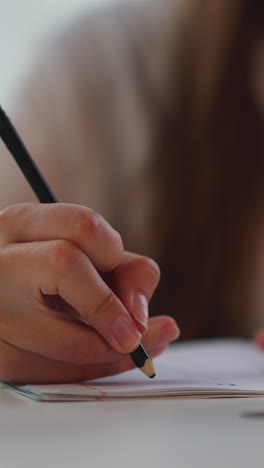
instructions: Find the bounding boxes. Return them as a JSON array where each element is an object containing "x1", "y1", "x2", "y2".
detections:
[
  {"x1": 1, "y1": 0, "x2": 264, "y2": 338},
  {"x1": 0, "y1": 0, "x2": 178, "y2": 255}
]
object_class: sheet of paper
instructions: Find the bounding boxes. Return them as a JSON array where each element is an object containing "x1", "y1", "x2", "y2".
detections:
[{"x1": 6, "y1": 339, "x2": 264, "y2": 401}]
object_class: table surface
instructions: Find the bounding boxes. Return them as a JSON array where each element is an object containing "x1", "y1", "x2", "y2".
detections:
[{"x1": 1, "y1": 389, "x2": 264, "y2": 468}]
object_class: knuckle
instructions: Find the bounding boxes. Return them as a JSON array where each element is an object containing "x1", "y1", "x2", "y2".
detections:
[
  {"x1": 103, "y1": 230, "x2": 124, "y2": 271},
  {"x1": 71, "y1": 208, "x2": 100, "y2": 240},
  {"x1": 111, "y1": 229, "x2": 123, "y2": 254},
  {"x1": 135, "y1": 256, "x2": 161, "y2": 287},
  {"x1": 49, "y1": 240, "x2": 79, "y2": 274}
]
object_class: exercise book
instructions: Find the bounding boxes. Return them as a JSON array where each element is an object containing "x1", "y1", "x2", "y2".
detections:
[{"x1": 5, "y1": 339, "x2": 264, "y2": 401}]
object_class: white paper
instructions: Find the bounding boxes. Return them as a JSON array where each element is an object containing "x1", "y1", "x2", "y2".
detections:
[{"x1": 6, "y1": 339, "x2": 264, "y2": 401}]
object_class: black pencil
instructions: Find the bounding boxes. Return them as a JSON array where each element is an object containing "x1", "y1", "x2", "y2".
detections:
[{"x1": 0, "y1": 106, "x2": 155, "y2": 378}]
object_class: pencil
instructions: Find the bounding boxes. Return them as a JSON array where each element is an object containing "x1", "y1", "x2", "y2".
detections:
[{"x1": 0, "y1": 106, "x2": 156, "y2": 378}]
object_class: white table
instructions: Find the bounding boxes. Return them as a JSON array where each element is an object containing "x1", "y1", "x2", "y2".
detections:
[{"x1": 0, "y1": 390, "x2": 263, "y2": 468}]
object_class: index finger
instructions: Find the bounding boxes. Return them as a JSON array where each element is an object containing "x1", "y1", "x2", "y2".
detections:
[{"x1": 0, "y1": 203, "x2": 123, "y2": 271}]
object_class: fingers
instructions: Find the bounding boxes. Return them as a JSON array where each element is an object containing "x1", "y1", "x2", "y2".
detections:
[
  {"x1": 1, "y1": 239, "x2": 175, "y2": 357},
  {"x1": 0, "y1": 202, "x2": 179, "y2": 384},
  {"x1": 104, "y1": 252, "x2": 160, "y2": 333},
  {"x1": 0, "y1": 204, "x2": 164, "y2": 352},
  {"x1": 0, "y1": 317, "x2": 176, "y2": 383},
  {"x1": 1, "y1": 241, "x2": 141, "y2": 354},
  {"x1": 254, "y1": 329, "x2": 264, "y2": 349},
  {"x1": 0, "y1": 203, "x2": 123, "y2": 271},
  {"x1": 2, "y1": 253, "x2": 178, "y2": 363}
]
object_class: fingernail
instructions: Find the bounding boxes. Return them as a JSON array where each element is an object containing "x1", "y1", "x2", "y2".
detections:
[
  {"x1": 132, "y1": 293, "x2": 148, "y2": 332},
  {"x1": 112, "y1": 316, "x2": 141, "y2": 351},
  {"x1": 159, "y1": 324, "x2": 180, "y2": 344}
]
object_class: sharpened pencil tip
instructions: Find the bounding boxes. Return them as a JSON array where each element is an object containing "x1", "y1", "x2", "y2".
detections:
[{"x1": 140, "y1": 358, "x2": 156, "y2": 378}]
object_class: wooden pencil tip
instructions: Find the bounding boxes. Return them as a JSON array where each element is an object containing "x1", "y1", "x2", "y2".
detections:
[{"x1": 140, "y1": 358, "x2": 156, "y2": 378}]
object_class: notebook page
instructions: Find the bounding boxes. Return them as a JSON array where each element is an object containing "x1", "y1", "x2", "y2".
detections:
[{"x1": 7, "y1": 339, "x2": 264, "y2": 400}]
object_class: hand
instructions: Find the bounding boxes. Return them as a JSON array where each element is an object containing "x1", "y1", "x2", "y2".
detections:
[
  {"x1": 0, "y1": 203, "x2": 179, "y2": 383},
  {"x1": 254, "y1": 329, "x2": 264, "y2": 349}
]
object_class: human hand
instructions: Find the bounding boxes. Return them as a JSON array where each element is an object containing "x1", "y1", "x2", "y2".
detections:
[
  {"x1": 0, "y1": 203, "x2": 179, "y2": 383},
  {"x1": 254, "y1": 329, "x2": 264, "y2": 349}
]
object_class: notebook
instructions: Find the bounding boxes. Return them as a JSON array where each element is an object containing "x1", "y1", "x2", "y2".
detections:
[{"x1": 5, "y1": 339, "x2": 264, "y2": 401}]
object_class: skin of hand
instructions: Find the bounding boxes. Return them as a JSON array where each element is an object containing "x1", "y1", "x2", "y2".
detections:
[
  {"x1": 254, "y1": 330, "x2": 264, "y2": 349},
  {"x1": 0, "y1": 203, "x2": 179, "y2": 383}
]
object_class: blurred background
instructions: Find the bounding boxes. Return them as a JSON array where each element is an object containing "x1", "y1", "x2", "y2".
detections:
[{"x1": 0, "y1": 0, "x2": 117, "y2": 107}]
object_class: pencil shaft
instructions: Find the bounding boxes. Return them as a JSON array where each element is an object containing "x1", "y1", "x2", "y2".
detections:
[{"x1": 0, "y1": 107, "x2": 57, "y2": 203}]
